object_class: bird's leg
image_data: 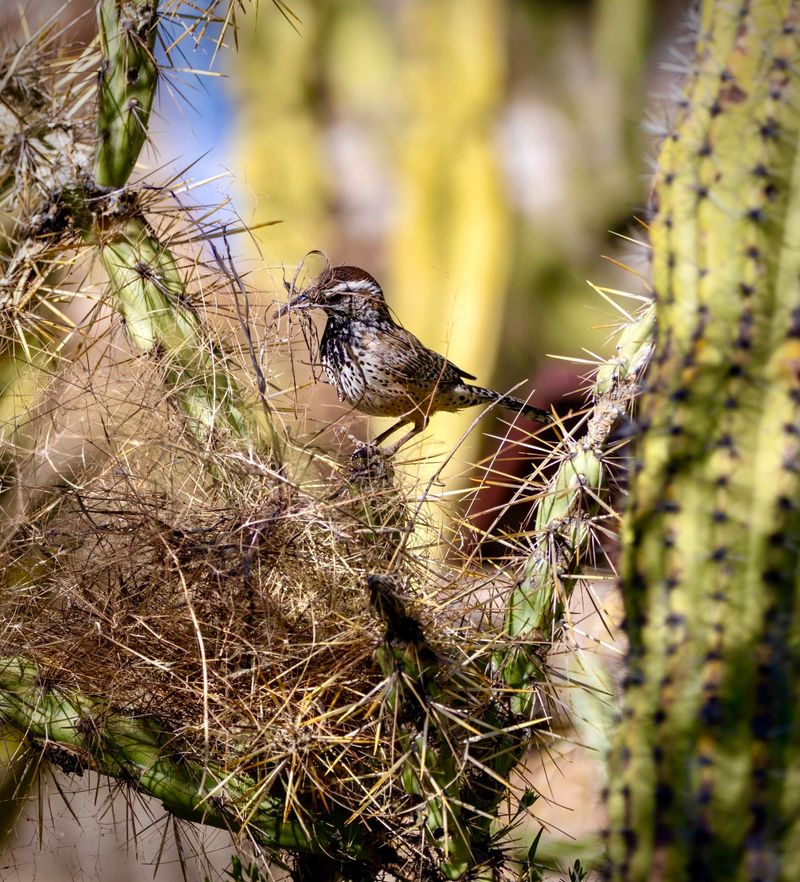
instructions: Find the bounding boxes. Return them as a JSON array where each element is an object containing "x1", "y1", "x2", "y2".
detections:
[
  {"x1": 348, "y1": 419, "x2": 410, "y2": 470},
  {"x1": 371, "y1": 418, "x2": 412, "y2": 448},
  {"x1": 382, "y1": 418, "x2": 427, "y2": 456},
  {"x1": 349, "y1": 417, "x2": 421, "y2": 474}
]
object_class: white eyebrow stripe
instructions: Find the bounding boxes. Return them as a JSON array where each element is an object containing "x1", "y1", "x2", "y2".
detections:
[{"x1": 345, "y1": 279, "x2": 381, "y2": 295}]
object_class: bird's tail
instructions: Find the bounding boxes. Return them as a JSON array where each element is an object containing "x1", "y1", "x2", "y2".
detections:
[{"x1": 459, "y1": 384, "x2": 552, "y2": 423}]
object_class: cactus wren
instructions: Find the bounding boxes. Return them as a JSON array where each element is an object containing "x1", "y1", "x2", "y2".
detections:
[{"x1": 277, "y1": 265, "x2": 552, "y2": 454}]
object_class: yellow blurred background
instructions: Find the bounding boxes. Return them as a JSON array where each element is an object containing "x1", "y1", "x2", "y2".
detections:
[{"x1": 229, "y1": 0, "x2": 678, "y2": 492}]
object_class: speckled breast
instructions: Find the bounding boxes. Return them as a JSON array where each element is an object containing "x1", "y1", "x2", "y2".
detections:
[{"x1": 320, "y1": 320, "x2": 433, "y2": 418}]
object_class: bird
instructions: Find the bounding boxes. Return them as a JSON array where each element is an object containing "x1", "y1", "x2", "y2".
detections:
[{"x1": 276, "y1": 265, "x2": 552, "y2": 455}]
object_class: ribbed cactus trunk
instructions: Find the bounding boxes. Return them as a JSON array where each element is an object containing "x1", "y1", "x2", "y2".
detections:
[{"x1": 607, "y1": 3, "x2": 800, "y2": 880}]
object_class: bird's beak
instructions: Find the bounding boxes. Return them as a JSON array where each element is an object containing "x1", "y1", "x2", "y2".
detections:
[{"x1": 274, "y1": 291, "x2": 314, "y2": 318}]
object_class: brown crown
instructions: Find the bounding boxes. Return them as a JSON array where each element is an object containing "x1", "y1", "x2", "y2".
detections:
[
  {"x1": 312, "y1": 265, "x2": 386, "y2": 303},
  {"x1": 329, "y1": 265, "x2": 381, "y2": 287}
]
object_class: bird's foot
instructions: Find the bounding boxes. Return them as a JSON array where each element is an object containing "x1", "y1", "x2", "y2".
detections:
[{"x1": 348, "y1": 443, "x2": 395, "y2": 482}]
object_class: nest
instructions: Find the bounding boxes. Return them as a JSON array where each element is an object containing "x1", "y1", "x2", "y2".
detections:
[{"x1": 0, "y1": 341, "x2": 541, "y2": 878}]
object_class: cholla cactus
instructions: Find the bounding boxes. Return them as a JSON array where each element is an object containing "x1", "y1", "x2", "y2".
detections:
[
  {"x1": 606, "y1": 3, "x2": 800, "y2": 879},
  {"x1": 0, "y1": 1, "x2": 658, "y2": 880},
  {"x1": 498, "y1": 299, "x2": 653, "y2": 718}
]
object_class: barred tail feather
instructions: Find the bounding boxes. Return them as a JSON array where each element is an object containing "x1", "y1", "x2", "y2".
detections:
[{"x1": 460, "y1": 384, "x2": 552, "y2": 424}]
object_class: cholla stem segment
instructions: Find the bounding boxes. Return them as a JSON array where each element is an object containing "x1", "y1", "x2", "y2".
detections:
[
  {"x1": 499, "y1": 303, "x2": 654, "y2": 717},
  {"x1": 100, "y1": 215, "x2": 250, "y2": 444},
  {"x1": 607, "y1": 4, "x2": 800, "y2": 879},
  {"x1": 369, "y1": 575, "x2": 471, "y2": 880},
  {"x1": 94, "y1": 1, "x2": 254, "y2": 448},
  {"x1": 95, "y1": 0, "x2": 158, "y2": 189},
  {"x1": 0, "y1": 658, "x2": 381, "y2": 863}
]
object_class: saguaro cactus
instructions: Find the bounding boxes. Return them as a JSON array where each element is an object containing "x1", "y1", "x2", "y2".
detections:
[{"x1": 607, "y1": 3, "x2": 800, "y2": 879}]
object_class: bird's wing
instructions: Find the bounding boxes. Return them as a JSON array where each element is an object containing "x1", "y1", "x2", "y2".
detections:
[
  {"x1": 446, "y1": 360, "x2": 477, "y2": 381},
  {"x1": 381, "y1": 325, "x2": 477, "y2": 382}
]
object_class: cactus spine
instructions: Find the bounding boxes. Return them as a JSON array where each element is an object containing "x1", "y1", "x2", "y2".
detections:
[{"x1": 607, "y1": 3, "x2": 800, "y2": 879}]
